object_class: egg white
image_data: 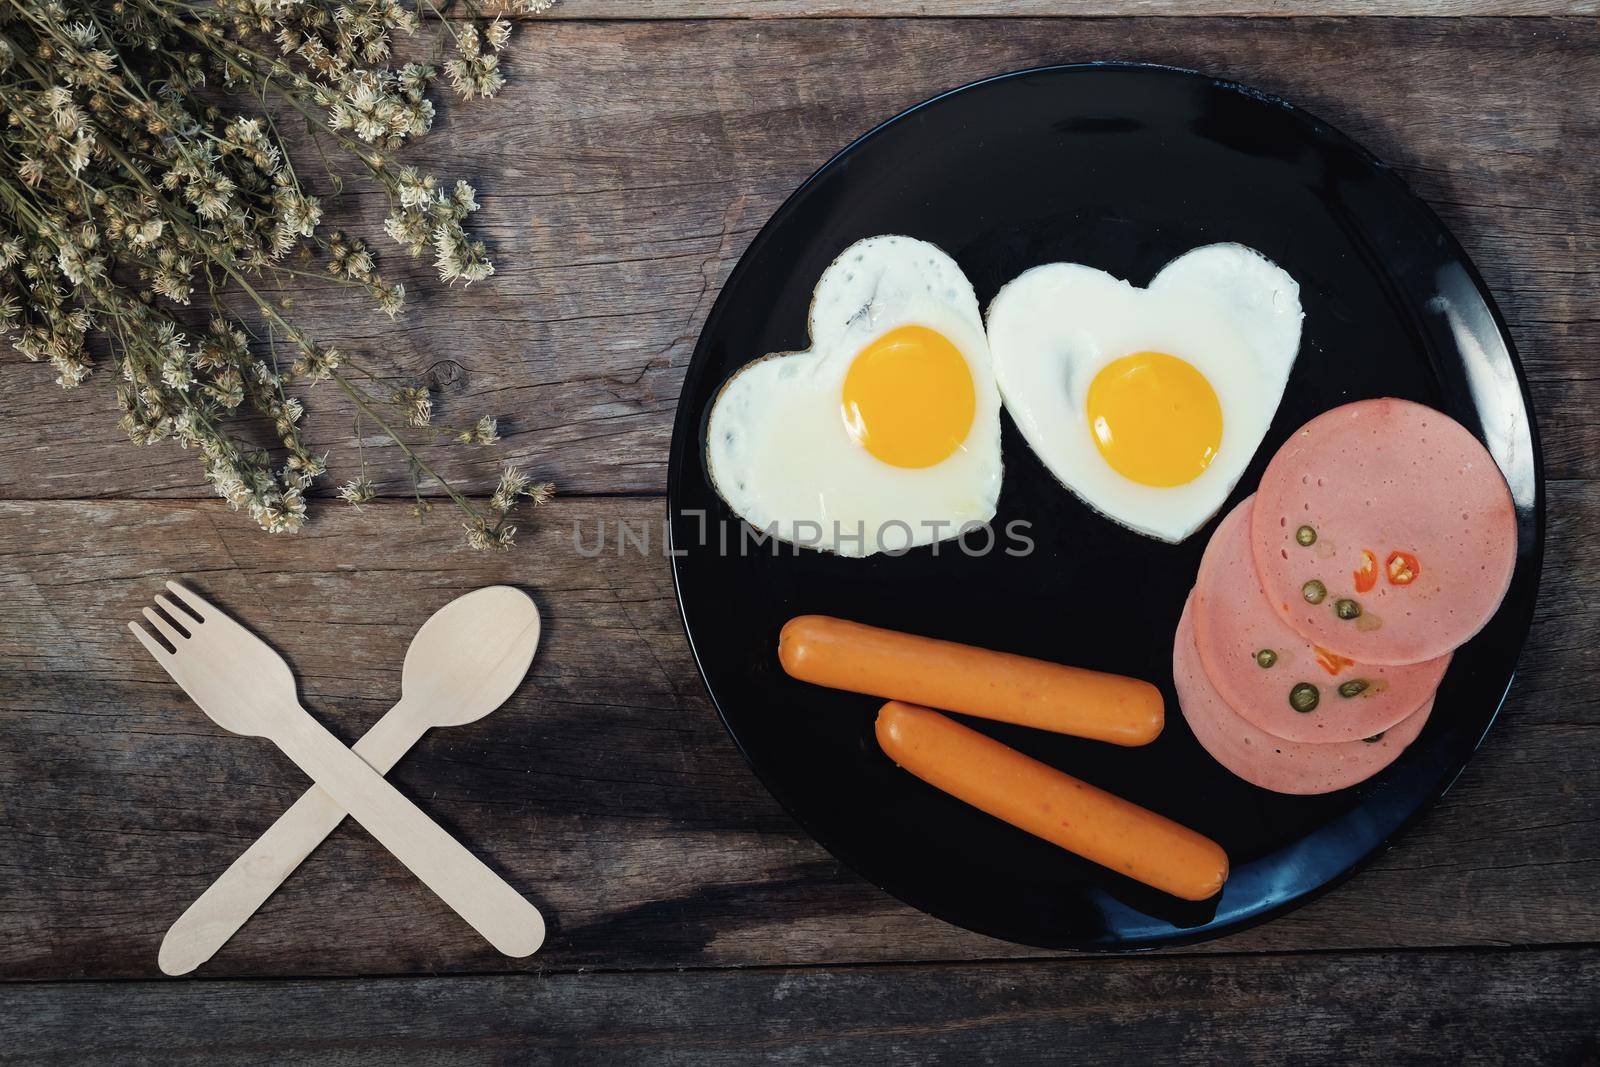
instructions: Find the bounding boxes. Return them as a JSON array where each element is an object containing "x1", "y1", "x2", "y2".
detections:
[
  {"x1": 986, "y1": 243, "x2": 1302, "y2": 543},
  {"x1": 705, "y1": 235, "x2": 1002, "y2": 557}
]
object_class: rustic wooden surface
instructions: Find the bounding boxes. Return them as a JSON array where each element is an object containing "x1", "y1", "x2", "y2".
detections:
[
  {"x1": 516, "y1": 2, "x2": 1600, "y2": 15},
  {"x1": 8, "y1": 17, "x2": 1599, "y2": 499},
  {"x1": 3, "y1": 10, "x2": 1597, "y2": 1063},
  {"x1": 10, "y1": 950, "x2": 1599, "y2": 1065}
]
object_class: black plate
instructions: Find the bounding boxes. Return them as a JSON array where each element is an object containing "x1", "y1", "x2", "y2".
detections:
[{"x1": 666, "y1": 64, "x2": 1544, "y2": 949}]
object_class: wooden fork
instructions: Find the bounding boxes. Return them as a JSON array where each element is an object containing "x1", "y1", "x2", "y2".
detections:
[{"x1": 130, "y1": 581, "x2": 545, "y2": 958}]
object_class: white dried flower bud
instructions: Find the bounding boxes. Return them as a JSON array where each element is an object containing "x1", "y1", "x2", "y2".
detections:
[
  {"x1": 53, "y1": 353, "x2": 90, "y2": 388},
  {"x1": 161, "y1": 359, "x2": 193, "y2": 392},
  {"x1": 252, "y1": 486, "x2": 308, "y2": 534},
  {"x1": 285, "y1": 450, "x2": 327, "y2": 487},
  {"x1": 17, "y1": 157, "x2": 43, "y2": 187},
  {"x1": 470, "y1": 55, "x2": 506, "y2": 100},
  {"x1": 491, "y1": 464, "x2": 531, "y2": 513},
  {"x1": 442, "y1": 58, "x2": 471, "y2": 98},
  {"x1": 292, "y1": 344, "x2": 340, "y2": 383},
  {"x1": 384, "y1": 207, "x2": 431, "y2": 256},
  {"x1": 339, "y1": 477, "x2": 376, "y2": 506},
  {"x1": 398, "y1": 63, "x2": 433, "y2": 100},
  {"x1": 375, "y1": 281, "x2": 404, "y2": 318},
  {"x1": 464, "y1": 517, "x2": 516, "y2": 551},
  {"x1": 396, "y1": 166, "x2": 435, "y2": 209},
  {"x1": 66, "y1": 134, "x2": 93, "y2": 174},
  {"x1": 402, "y1": 98, "x2": 434, "y2": 137},
  {"x1": 394, "y1": 385, "x2": 431, "y2": 427}
]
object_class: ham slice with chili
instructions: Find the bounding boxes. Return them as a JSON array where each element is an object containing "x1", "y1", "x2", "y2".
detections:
[
  {"x1": 1249, "y1": 398, "x2": 1516, "y2": 665},
  {"x1": 1194, "y1": 495, "x2": 1449, "y2": 743}
]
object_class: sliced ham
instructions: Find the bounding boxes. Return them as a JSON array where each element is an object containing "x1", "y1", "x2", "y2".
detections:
[
  {"x1": 1250, "y1": 398, "x2": 1516, "y2": 664},
  {"x1": 1194, "y1": 496, "x2": 1450, "y2": 743},
  {"x1": 1174, "y1": 598, "x2": 1432, "y2": 795}
]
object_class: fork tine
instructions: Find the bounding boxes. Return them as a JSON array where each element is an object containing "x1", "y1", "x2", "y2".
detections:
[
  {"x1": 164, "y1": 581, "x2": 210, "y2": 621},
  {"x1": 142, "y1": 606, "x2": 186, "y2": 646},
  {"x1": 153, "y1": 593, "x2": 194, "y2": 627},
  {"x1": 128, "y1": 620, "x2": 171, "y2": 660}
]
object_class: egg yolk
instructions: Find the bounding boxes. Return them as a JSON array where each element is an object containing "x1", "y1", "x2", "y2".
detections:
[
  {"x1": 1086, "y1": 351, "x2": 1223, "y2": 487},
  {"x1": 841, "y1": 325, "x2": 975, "y2": 468}
]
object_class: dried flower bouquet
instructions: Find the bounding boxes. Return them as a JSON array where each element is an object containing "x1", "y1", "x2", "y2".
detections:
[{"x1": 0, "y1": 0, "x2": 555, "y2": 549}]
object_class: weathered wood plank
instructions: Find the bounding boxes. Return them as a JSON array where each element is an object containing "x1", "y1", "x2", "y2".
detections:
[
  {"x1": 1, "y1": 490, "x2": 1593, "y2": 979},
  {"x1": 531, "y1": 2, "x2": 1600, "y2": 16},
  {"x1": 7, "y1": 948, "x2": 1599, "y2": 1064},
  {"x1": 2, "y1": 17, "x2": 1596, "y2": 499}
]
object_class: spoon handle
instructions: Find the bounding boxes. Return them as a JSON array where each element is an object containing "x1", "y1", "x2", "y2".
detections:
[
  {"x1": 262, "y1": 703, "x2": 544, "y2": 958},
  {"x1": 160, "y1": 700, "x2": 428, "y2": 976}
]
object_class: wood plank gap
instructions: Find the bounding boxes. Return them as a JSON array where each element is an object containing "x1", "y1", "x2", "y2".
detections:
[{"x1": 6, "y1": 938, "x2": 1598, "y2": 987}]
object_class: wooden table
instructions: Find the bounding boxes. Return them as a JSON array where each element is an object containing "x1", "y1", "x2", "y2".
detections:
[{"x1": 4, "y1": 4, "x2": 1597, "y2": 1061}]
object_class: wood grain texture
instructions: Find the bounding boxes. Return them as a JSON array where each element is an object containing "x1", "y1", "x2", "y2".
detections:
[
  {"x1": 2, "y1": 17, "x2": 1596, "y2": 500},
  {"x1": 7, "y1": 949, "x2": 1599, "y2": 1064},
  {"x1": 525, "y1": 2, "x2": 1600, "y2": 16},
  {"x1": 1, "y1": 490, "x2": 1594, "y2": 979}
]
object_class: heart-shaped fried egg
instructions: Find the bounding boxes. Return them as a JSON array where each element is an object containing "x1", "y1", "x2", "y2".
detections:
[
  {"x1": 705, "y1": 236, "x2": 1003, "y2": 557},
  {"x1": 986, "y1": 243, "x2": 1302, "y2": 543}
]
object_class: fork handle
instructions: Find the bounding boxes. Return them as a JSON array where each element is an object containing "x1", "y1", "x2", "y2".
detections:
[
  {"x1": 158, "y1": 701, "x2": 431, "y2": 976},
  {"x1": 268, "y1": 704, "x2": 545, "y2": 958}
]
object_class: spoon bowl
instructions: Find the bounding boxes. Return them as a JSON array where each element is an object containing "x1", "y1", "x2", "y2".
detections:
[{"x1": 400, "y1": 585, "x2": 542, "y2": 727}]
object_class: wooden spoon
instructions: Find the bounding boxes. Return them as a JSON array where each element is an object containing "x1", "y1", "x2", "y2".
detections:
[{"x1": 157, "y1": 585, "x2": 542, "y2": 976}]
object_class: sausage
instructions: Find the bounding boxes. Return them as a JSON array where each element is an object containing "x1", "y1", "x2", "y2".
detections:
[
  {"x1": 779, "y1": 615, "x2": 1162, "y2": 746},
  {"x1": 874, "y1": 702, "x2": 1228, "y2": 901}
]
